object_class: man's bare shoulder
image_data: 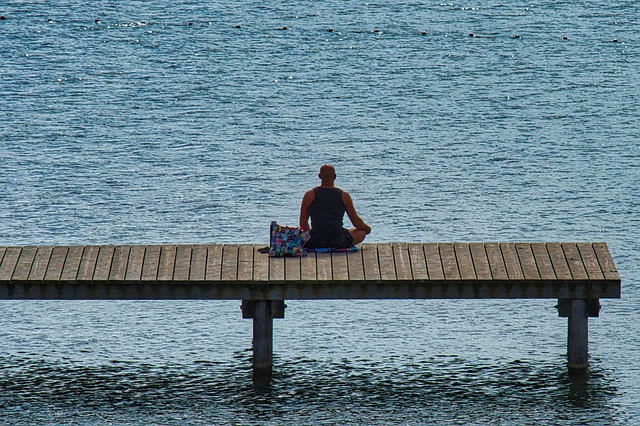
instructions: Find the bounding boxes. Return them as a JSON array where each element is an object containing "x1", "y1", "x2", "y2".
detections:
[{"x1": 302, "y1": 189, "x2": 316, "y2": 204}]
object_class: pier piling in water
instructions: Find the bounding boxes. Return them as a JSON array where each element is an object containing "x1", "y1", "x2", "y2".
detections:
[
  {"x1": 252, "y1": 300, "x2": 273, "y2": 376},
  {"x1": 242, "y1": 299, "x2": 285, "y2": 377},
  {"x1": 567, "y1": 299, "x2": 589, "y2": 369}
]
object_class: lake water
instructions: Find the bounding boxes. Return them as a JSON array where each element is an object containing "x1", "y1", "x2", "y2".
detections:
[{"x1": 1, "y1": 0, "x2": 639, "y2": 424}]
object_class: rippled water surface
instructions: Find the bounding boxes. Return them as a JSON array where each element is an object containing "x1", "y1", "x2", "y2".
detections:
[{"x1": 1, "y1": 0, "x2": 639, "y2": 424}]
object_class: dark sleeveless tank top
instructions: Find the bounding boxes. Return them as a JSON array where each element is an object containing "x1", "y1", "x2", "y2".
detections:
[{"x1": 309, "y1": 187, "x2": 346, "y2": 237}]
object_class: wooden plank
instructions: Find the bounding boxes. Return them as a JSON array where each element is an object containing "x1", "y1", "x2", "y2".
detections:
[
  {"x1": 205, "y1": 244, "x2": 223, "y2": 281},
  {"x1": 125, "y1": 245, "x2": 145, "y2": 281},
  {"x1": 331, "y1": 252, "x2": 349, "y2": 281},
  {"x1": 361, "y1": 243, "x2": 380, "y2": 280},
  {"x1": 60, "y1": 246, "x2": 84, "y2": 281},
  {"x1": 316, "y1": 252, "x2": 332, "y2": 281},
  {"x1": 562, "y1": 242, "x2": 588, "y2": 280},
  {"x1": 470, "y1": 243, "x2": 492, "y2": 280},
  {"x1": 454, "y1": 243, "x2": 475, "y2": 280},
  {"x1": 0, "y1": 247, "x2": 21, "y2": 281},
  {"x1": 484, "y1": 243, "x2": 507, "y2": 280},
  {"x1": 285, "y1": 256, "x2": 302, "y2": 281},
  {"x1": 424, "y1": 243, "x2": 444, "y2": 280},
  {"x1": 157, "y1": 245, "x2": 176, "y2": 281},
  {"x1": 189, "y1": 244, "x2": 207, "y2": 282},
  {"x1": 500, "y1": 243, "x2": 524, "y2": 280},
  {"x1": 515, "y1": 243, "x2": 540, "y2": 280},
  {"x1": 221, "y1": 244, "x2": 239, "y2": 281},
  {"x1": 11, "y1": 246, "x2": 37, "y2": 281},
  {"x1": 547, "y1": 242, "x2": 572, "y2": 280},
  {"x1": 252, "y1": 245, "x2": 269, "y2": 282},
  {"x1": 300, "y1": 251, "x2": 317, "y2": 281},
  {"x1": 439, "y1": 243, "x2": 460, "y2": 280},
  {"x1": 1, "y1": 241, "x2": 615, "y2": 286},
  {"x1": 592, "y1": 242, "x2": 620, "y2": 281},
  {"x1": 109, "y1": 245, "x2": 130, "y2": 281},
  {"x1": 378, "y1": 243, "x2": 396, "y2": 281},
  {"x1": 408, "y1": 243, "x2": 428, "y2": 280},
  {"x1": 0, "y1": 247, "x2": 6, "y2": 269},
  {"x1": 28, "y1": 246, "x2": 53, "y2": 281},
  {"x1": 347, "y1": 248, "x2": 365, "y2": 281},
  {"x1": 94, "y1": 246, "x2": 115, "y2": 282},
  {"x1": 47, "y1": 246, "x2": 70, "y2": 282},
  {"x1": 577, "y1": 243, "x2": 605, "y2": 280},
  {"x1": 392, "y1": 242, "x2": 412, "y2": 280},
  {"x1": 141, "y1": 245, "x2": 161, "y2": 281},
  {"x1": 76, "y1": 246, "x2": 99, "y2": 282},
  {"x1": 238, "y1": 244, "x2": 254, "y2": 281},
  {"x1": 269, "y1": 256, "x2": 285, "y2": 281},
  {"x1": 531, "y1": 243, "x2": 556, "y2": 280},
  {"x1": 174, "y1": 245, "x2": 192, "y2": 282}
]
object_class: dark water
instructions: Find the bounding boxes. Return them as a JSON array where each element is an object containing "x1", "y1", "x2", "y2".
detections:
[
  {"x1": 1, "y1": 0, "x2": 639, "y2": 424},
  {"x1": 0, "y1": 300, "x2": 630, "y2": 424}
]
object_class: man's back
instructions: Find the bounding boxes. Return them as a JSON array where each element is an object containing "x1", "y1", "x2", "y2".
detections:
[{"x1": 308, "y1": 187, "x2": 346, "y2": 238}]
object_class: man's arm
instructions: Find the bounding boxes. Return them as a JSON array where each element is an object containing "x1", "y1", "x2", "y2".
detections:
[
  {"x1": 299, "y1": 190, "x2": 315, "y2": 231},
  {"x1": 342, "y1": 191, "x2": 371, "y2": 234}
]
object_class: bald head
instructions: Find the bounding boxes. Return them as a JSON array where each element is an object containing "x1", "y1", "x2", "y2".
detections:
[{"x1": 318, "y1": 164, "x2": 336, "y2": 185}]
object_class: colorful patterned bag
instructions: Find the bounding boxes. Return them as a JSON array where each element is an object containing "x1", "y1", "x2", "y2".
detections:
[{"x1": 269, "y1": 221, "x2": 310, "y2": 257}]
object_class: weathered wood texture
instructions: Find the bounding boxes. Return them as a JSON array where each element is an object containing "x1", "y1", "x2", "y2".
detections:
[
  {"x1": 0, "y1": 243, "x2": 621, "y2": 300},
  {"x1": 567, "y1": 298, "x2": 589, "y2": 369}
]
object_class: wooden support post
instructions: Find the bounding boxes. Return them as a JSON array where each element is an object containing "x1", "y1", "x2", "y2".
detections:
[
  {"x1": 567, "y1": 299, "x2": 588, "y2": 370},
  {"x1": 244, "y1": 300, "x2": 284, "y2": 378},
  {"x1": 252, "y1": 300, "x2": 273, "y2": 376}
]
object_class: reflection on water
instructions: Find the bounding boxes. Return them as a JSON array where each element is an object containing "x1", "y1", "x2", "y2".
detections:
[{"x1": 0, "y1": 354, "x2": 622, "y2": 425}]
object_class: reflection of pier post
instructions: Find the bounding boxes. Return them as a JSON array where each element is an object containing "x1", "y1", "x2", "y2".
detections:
[{"x1": 242, "y1": 300, "x2": 285, "y2": 377}]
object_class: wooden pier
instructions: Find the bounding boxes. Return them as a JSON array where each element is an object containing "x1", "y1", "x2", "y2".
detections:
[{"x1": 0, "y1": 242, "x2": 621, "y2": 375}]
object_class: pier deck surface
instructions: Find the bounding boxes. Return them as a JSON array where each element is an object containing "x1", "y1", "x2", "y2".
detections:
[{"x1": 0, "y1": 242, "x2": 620, "y2": 300}]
